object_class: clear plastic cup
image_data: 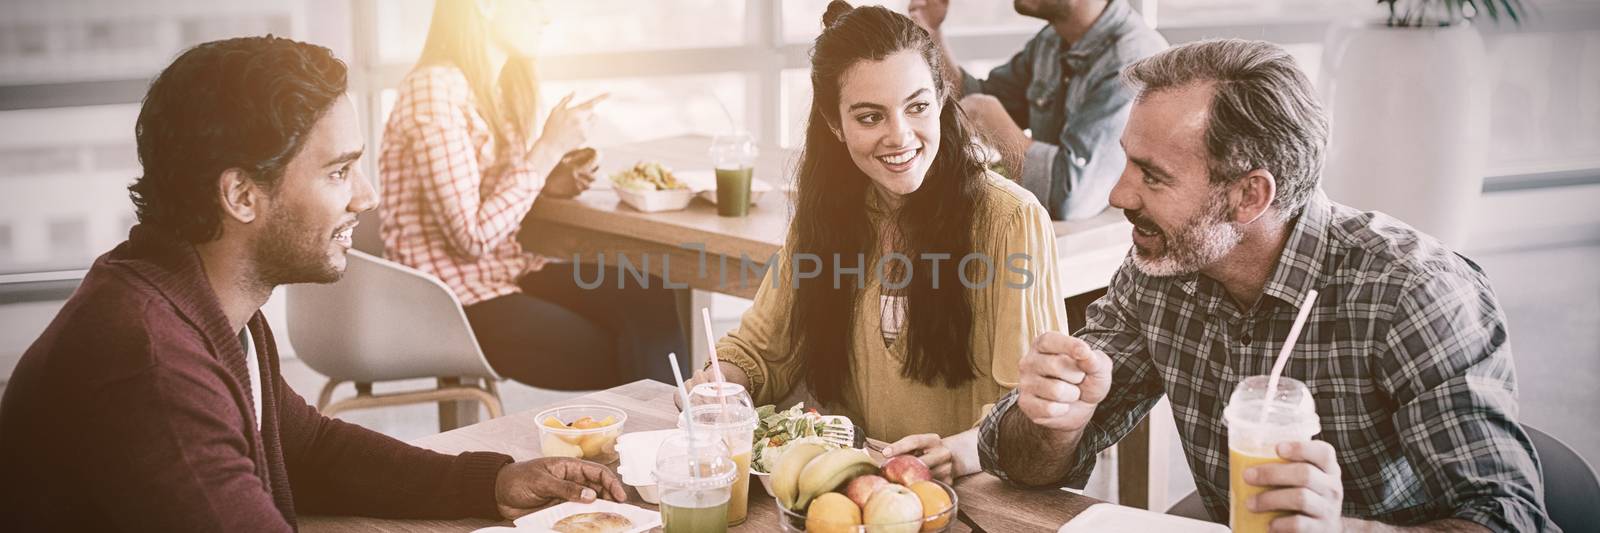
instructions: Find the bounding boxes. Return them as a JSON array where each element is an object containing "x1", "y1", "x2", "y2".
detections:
[
  {"x1": 655, "y1": 432, "x2": 737, "y2": 533},
  {"x1": 681, "y1": 382, "x2": 757, "y2": 526},
  {"x1": 535, "y1": 404, "x2": 626, "y2": 464},
  {"x1": 709, "y1": 132, "x2": 758, "y2": 217},
  {"x1": 1224, "y1": 376, "x2": 1321, "y2": 533}
]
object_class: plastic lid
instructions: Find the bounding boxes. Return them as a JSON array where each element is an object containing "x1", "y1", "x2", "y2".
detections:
[
  {"x1": 654, "y1": 432, "x2": 737, "y2": 490},
  {"x1": 683, "y1": 383, "x2": 757, "y2": 430},
  {"x1": 1223, "y1": 375, "x2": 1321, "y2": 440}
]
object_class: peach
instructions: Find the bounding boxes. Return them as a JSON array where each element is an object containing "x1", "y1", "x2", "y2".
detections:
[
  {"x1": 844, "y1": 474, "x2": 891, "y2": 509},
  {"x1": 880, "y1": 455, "x2": 932, "y2": 486},
  {"x1": 541, "y1": 433, "x2": 583, "y2": 458},
  {"x1": 863, "y1": 484, "x2": 923, "y2": 533},
  {"x1": 578, "y1": 431, "x2": 614, "y2": 458},
  {"x1": 908, "y1": 481, "x2": 952, "y2": 531},
  {"x1": 805, "y1": 492, "x2": 862, "y2": 533}
]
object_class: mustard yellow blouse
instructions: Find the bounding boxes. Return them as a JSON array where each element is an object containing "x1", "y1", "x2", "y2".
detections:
[{"x1": 715, "y1": 172, "x2": 1067, "y2": 442}]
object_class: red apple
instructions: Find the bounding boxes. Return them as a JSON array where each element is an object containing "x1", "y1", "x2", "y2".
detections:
[
  {"x1": 880, "y1": 455, "x2": 932, "y2": 486},
  {"x1": 844, "y1": 474, "x2": 891, "y2": 508}
]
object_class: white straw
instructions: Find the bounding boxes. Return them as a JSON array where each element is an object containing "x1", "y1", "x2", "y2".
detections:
[
  {"x1": 713, "y1": 97, "x2": 737, "y2": 133},
  {"x1": 1261, "y1": 289, "x2": 1319, "y2": 423},
  {"x1": 668, "y1": 353, "x2": 701, "y2": 477}
]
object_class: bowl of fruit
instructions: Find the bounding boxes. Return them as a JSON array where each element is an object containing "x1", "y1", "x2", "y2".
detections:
[
  {"x1": 771, "y1": 446, "x2": 957, "y2": 533},
  {"x1": 536, "y1": 405, "x2": 627, "y2": 464}
]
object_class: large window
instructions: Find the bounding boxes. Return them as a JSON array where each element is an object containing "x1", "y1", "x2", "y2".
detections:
[
  {"x1": 0, "y1": 0, "x2": 308, "y2": 278},
  {"x1": 3, "y1": 0, "x2": 1597, "y2": 281}
]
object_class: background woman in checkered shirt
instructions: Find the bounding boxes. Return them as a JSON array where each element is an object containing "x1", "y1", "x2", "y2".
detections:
[{"x1": 378, "y1": 0, "x2": 688, "y2": 390}]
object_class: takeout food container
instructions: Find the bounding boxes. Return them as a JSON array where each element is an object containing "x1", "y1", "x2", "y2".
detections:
[
  {"x1": 616, "y1": 187, "x2": 695, "y2": 213},
  {"x1": 615, "y1": 429, "x2": 676, "y2": 504},
  {"x1": 536, "y1": 405, "x2": 627, "y2": 464},
  {"x1": 774, "y1": 479, "x2": 959, "y2": 532}
]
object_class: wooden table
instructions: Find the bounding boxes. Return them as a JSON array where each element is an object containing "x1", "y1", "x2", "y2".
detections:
[
  {"x1": 302, "y1": 380, "x2": 1101, "y2": 532},
  {"x1": 519, "y1": 135, "x2": 1133, "y2": 300}
]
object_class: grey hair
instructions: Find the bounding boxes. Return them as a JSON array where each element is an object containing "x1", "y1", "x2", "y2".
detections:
[{"x1": 1121, "y1": 38, "x2": 1329, "y2": 220}]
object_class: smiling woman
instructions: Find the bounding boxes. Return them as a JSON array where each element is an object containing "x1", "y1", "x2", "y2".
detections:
[{"x1": 683, "y1": 0, "x2": 1068, "y2": 485}]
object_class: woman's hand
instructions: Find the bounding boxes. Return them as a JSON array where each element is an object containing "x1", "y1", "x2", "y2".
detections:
[
  {"x1": 535, "y1": 93, "x2": 607, "y2": 157},
  {"x1": 674, "y1": 364, "x2": 752, "y2": 411},
  {"x1": 882, "y1": 433, "x2": 955, "y2": 484},
  {"x1": 541, "y1": 148, "x2": 599, "y2": 198}
]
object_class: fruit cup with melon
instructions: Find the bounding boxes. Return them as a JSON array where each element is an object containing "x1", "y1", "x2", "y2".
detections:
[
  {"x1": 536, "y1": 405, "x2": 627, "y2": 464},
  {"x1": 771, "y1": 445, "x2": 957, "y2": 533}
]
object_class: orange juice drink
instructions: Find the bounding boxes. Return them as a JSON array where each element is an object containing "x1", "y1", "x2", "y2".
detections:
[
  {"x1": 686, "y1": 383, "x2": 758, "y2": 526},
  {"x1": 1223, "y1": 376, "x2": 1321, "y2": 533}
]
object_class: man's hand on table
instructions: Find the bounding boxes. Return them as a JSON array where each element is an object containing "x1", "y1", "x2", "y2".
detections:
[{"x1": 494, "y1": 457, "x2": 627, "y2": 520}]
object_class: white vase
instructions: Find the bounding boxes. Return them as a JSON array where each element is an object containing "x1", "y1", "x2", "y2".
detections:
[{"x1": 1319, "y1": 20, "x2": 1489, "y2": 248}]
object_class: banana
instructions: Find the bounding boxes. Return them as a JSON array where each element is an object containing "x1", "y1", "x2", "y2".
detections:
[
  {"x1": 772, "y1": 442, "x2": 829, "y2": 511},
  {"x1": 793, "y1": 448, "x2": 878, "y2": 512}
]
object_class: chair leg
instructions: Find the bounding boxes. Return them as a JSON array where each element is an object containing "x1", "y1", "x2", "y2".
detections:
[
  {"x1": 482, "y1": 379, "x2": 505, "y2": 419},
  {"x1": 316, "y1": 379, "x2": 341, "y2": 411},
  {"x1": 317, "y1": 379, "x2": 502, "y2": 429}
]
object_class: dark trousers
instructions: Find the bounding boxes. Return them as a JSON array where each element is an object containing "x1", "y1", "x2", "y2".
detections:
[{"x1": 463, "y1": 262, "x2": 688, "y2": 390}]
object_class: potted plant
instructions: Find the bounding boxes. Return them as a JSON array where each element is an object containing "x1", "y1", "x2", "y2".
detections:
[{"x1": 1318, "y1": 0, "x2": 1524, "y2": 247}]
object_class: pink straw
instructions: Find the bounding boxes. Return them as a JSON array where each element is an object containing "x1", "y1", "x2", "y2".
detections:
[
  {"x1": 1262, "y1": 289, "x2": 1319, "y2": 423},
  {"x1": 701, "y1": 307, "x2": 726, "y2": 384},
  {"x1": 700, "y1": 308, "x2": 731, "y2": 420}
]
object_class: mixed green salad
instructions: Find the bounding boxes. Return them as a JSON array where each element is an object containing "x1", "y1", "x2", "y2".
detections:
[{"x1": 750, "y1": 403, "x2": 847, "y2": 474}]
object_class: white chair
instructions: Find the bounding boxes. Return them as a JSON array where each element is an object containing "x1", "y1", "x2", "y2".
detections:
[{"x1": 285, "y1": 249, "x2": 503, "y2": 431}]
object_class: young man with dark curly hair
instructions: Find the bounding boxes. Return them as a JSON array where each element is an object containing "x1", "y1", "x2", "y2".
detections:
[{"x1": 0, "y1": 36, "x2": 624, "y2": 531}]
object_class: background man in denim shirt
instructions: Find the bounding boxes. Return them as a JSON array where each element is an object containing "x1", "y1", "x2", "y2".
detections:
[{"x1": 912, "y1": 0, "x2": 1167, "y2": 220}]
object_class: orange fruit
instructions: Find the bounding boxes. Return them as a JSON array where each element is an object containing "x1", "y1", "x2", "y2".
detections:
[
  {"x1": 908, "y1": 481, "x2": 952, "y2": 531},
  {"x1": 805, "y1": 492, "x2": 862, "y2": 533}
]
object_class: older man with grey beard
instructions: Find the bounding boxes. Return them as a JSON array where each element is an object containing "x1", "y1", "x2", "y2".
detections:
[{"x1": 978, "y1": 39, "x2": 1553, "y2": 532}]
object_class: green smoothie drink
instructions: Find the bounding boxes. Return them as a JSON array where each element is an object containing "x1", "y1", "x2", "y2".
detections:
[
  {"x1": 710, "y1": 132, "x2": 758, "y2": 217},
  {"x1": 714, "y1": 167, "x2": 753, "y2": 217},
  {"x1": 655, "y1": 432, "x2": 736, "y2": 533}
]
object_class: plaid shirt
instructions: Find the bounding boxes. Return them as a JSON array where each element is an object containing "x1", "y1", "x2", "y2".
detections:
[
  {"x1": 979, "y1": 192, "x2": 1552, "y2": 532},
  {"x1": 379, "y1": 65, "x2": 549, "y2": 306}
]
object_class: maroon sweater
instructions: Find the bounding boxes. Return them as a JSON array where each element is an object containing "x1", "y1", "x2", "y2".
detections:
[{"x1": 0, "y1": 225, "x2": 513, "y2": 531}]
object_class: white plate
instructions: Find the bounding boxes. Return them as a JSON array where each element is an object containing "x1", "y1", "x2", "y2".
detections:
[
  {"x1": 1057, "y1": 503, "x2": 1228, "y2": 533},
  {"x1": 497, "y1": 499, "x2": 662, "y2": 533},
  {"x1": 673, "y1": 169, "x2": 774, "y2": 206}
]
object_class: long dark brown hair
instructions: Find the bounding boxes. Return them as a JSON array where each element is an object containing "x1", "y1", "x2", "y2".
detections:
[{"x1": 792, "y1": 1, "x2": 991, "y2": 406}]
